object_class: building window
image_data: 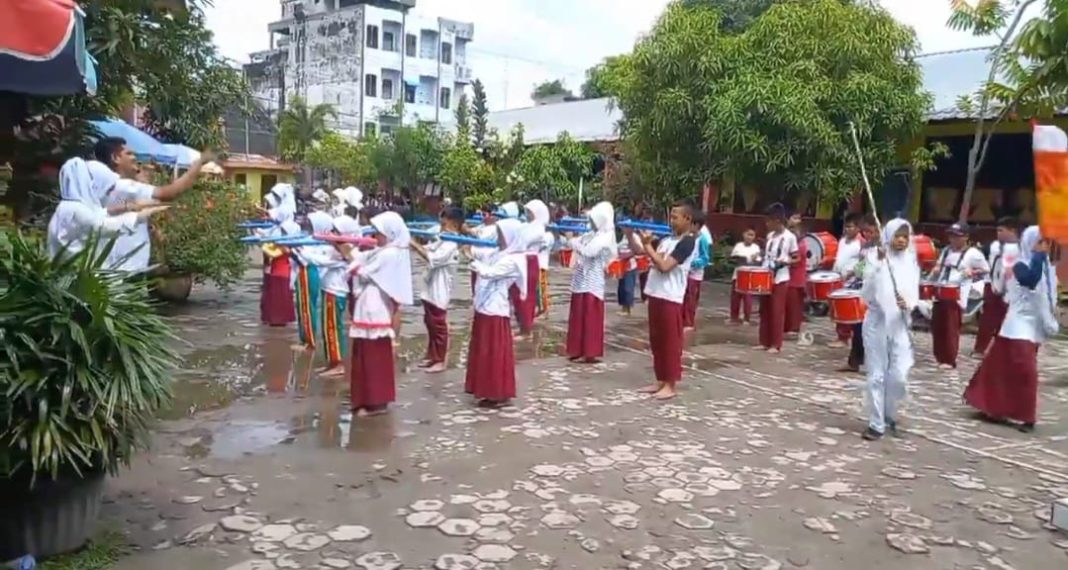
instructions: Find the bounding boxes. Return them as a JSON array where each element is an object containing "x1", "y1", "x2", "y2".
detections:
[
  {"x1": 364, "y1": 122, "x2": 377, "y2": 137},
  {"x1": 404, "y1": 84, "x2": 416, "y2": 104},
  {"x1": 364, "y1": 74, "x2": 378, "y2": 98},
  {"x1": 382, "y1": 78, "x2": 395, "y2": 100},
  {"x1": 441, "y1": 43, "x2": 453, "y2": 65},
  {"x1": 405, "y1": 34, "x2": 417, "y2": 57},
  {"x1": 439, "y1": 87, "x2": 451, "y2": 110},
  {"x1": 383, "y1": 31, "x2": 396, "y2": 52},
  {"x1": 234, "y1": 173, "x2": 247, "y2": 187},
  {"x1": 366, "y1": 25, "x2": 379, "y2": 49},
  {"x1": 381, "y1": 125, "x2": 393, "y2": 136}
]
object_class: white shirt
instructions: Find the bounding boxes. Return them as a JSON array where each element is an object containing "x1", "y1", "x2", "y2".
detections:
[
  {"x1": 935, "y1": 247, "x2": 990, "y2": 308},
  {"x1": 988, "y1": 242, "x2": 1019, "y2": 295},
  {"x1": 763, "y1": 230, "x2": 799, "y2": 285},
  {"x1": 535, "y1": 231, "x2": 553, "y2": 270},
  {"x1": 348, "y1": 272, "x2": 394, "y2": 339},
  {"x1": 644, "y1": 235, "x2": 697, "y2": 304},
  {"x1": 297, "y1": 245, "x2": 349, "y2": 297},
  {"x1": 105, "y1": 179, "x2": 156, "y2": 273},
  {"x1": 421, "y1": 240, "x2": 459, "y2": 310},
  {"x1": 568, "y1": 237, "x2": 614, "y2": 299},
  {"x1": 832, "y1": 235, "x2": 864, "y2": 277},
  {"x1": 730, "y1": 242, "x2": 762, "y2": 281},
  {"x1": 47, "y1": 202, "x2": 139, "y2": 260},
  {"x1": 471, "y1": 256, "x2": 524, "y2": 317}
]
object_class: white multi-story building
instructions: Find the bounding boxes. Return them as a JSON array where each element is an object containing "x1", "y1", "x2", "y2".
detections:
[{"x1": 246, "y1": 0, "x2": 473, "y2": 138}]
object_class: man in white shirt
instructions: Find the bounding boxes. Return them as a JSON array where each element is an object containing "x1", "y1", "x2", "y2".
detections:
[
  {"x1": 829, "y1": 213, "x2": 865, "y2": 347},
  {"x1": 93, "y1": 137, "x2": 213, "y2": 274},
  {"x1": 929, "y1": 223, "x2": 989, "y2": 369},
  {"x1": 757, "y1": 204, "x2": 799, "y2": 353}
]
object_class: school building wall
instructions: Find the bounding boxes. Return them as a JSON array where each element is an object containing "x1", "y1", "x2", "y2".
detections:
[{"x1": 225, "y1": 168, "x2": 296, "y2": 205}]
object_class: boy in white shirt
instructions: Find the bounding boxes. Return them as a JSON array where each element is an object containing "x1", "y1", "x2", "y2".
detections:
[
  {"x1": 972, "y1": 217, "x2": 1020, "y2": 356},
  {"x1": 728, "y1": 228, "x2": 761, "y2": 324},
  {"x1": 756, "y1": 204, "x2": 799, "y2": 353},
  {"x1": 410, "y1": 207, "x2": 464, "y2": 373},
  {"x1": 829, "y1": 213, "x2": 865, "y2": 347},
  {"x1": 929, "y1": 223, "x2": 989, "y2": 369}
]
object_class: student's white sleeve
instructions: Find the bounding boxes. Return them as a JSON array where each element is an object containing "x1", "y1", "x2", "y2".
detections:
[
  {"x1": 72, "y1": 204, "x2": 138, "y2": 235},
  {"x1": 426, "y1": 242, "x2": 459, "y2": 269},
  {"x1": 470, "y1": 258, "x2": 520, "y2": 280}
]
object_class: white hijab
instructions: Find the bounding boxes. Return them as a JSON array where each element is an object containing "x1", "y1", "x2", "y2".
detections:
[
  {"x1": 266, "y1": 183, "x2": 296, "y2": 223},
  {"x1": 337, "y1": 186, "x2": 364, "y2": 210},
  {"x1": 1016, "y1": 225, "x2": 1059, "y2": 336},
  {"x1": 869, "y1": 218, "x2": 920, "y2": 328},
  {"x1": 492, "y1": 218, "x2": 528, "y2": 299},
  {"x1": 499, "y1": 201, "x2": 520, "y2": 219},
  {"x1": 360, "y1": 211, "x2": 413, "y2": 306},
  {"x1": 575, "y1": 201, "x2": 617, "y2": 258},
  {"x1": 307, "y1": 211, "x2": 334, "y2": 235},
  {"x1": 333, "y1": 215, "x2": 361, "y2": 236},
  {"x1": 522, "y1": 199, "x2": 550, "y2": 252},
  {"x1": 48, "y1": 157, "x2": 121, "y2": 256}
]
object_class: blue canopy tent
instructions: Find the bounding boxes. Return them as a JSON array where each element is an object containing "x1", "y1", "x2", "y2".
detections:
[
  {"x1": 89, "y1": 119, "x2": 177, "y2": 164},
  {"x1": 0, "y1": 0, "x2": 97, "y2": 96},
  {"x1": 163, "y1": 144, "x2": 200, "y2": 168}
]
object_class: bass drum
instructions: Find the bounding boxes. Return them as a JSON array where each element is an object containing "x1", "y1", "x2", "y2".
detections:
[{"x1": 802, "y1": 232, "x2": 839, "y2": 272}]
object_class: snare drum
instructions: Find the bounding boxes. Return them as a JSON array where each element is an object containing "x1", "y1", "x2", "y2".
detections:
[
  {"x1": 636, "y1": 256, "x2": 652, "y2": 272},
  {"x1": 806, "y1": 271, "x2": 843, "y2": 302},
  {"x1": 607, "y1": 258, "x2": 626, "y2": 279},
  {"x1": 934, "y1": 282, "x2": 960, "y2": 302},
  {"x1": 828, "y1": 290, "x2": 867, "y2": 324},
  {"x1": 735, "y1": 267, "x2": 774, "y2": 295},
  {"x1": 919, "y1": 280, "x2": 936, "y2": 301},
  {"x1": 802, "y1": 232, "x2": 839, "y2": 272},
  {"x1": 559, "y1": 248, "x2": 573, "y2": 267},
  {"x1": 912, "y1": 234, "x2": 937, "y2": 272}
]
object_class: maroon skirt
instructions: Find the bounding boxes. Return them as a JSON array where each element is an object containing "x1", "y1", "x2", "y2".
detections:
[
  {"x1": 974, "y1": 284, "x2": 1008, "y2": 354},
  {"x1": 682, "y1": 278, "x2": 701, "y2": 328},
  {"x1": 423, "y1": 300, "x2": 449, "y2": 364},
  {"x1": 514, "y1": 256, "x2": 539, "y2": 333},
  {"x1": 647, "y1": 296, "x2": 684, "y2": 383},
  {"x1": 964, "y1": 336, "x2": 1040, "y2": 424},
  {"x1": 350, "y1": 337, "x2": 395, "y2": 409},
  {"x1": 566, "y1": 292, "x2": 605, "y2": 360},
  {"x1": 932, "y1": 300, "x2": 963, "y2": 366},
  {"x1": 465, "y1": 313, "x2": 516, "y2": 402},
  {"x1": 261, "y1": 274, "x2": 296, "y2": 326}
]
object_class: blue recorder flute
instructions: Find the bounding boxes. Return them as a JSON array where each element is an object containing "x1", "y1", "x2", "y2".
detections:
[
  {"x1": 618, "y1": 220, "x2": 673, "y2": 236},
  {"x1": 409, "y1": 228, "x2": 498, "y2": 248}
]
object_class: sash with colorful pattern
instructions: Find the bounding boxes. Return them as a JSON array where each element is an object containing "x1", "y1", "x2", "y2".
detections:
[
  {"x1": 294, "y1": 265, "x2": 321, "y2": 347},
  {"x1": 320, "y1": 291, "x2": 348, "y2": 366}
]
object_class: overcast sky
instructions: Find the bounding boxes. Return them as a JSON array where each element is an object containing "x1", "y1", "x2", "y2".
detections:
[{"x1": 205, "y1": 0, "x2": 995, "y2": 111}]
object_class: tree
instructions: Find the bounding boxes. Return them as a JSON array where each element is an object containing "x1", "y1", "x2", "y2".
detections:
[
  {"x1": 580, "y1": 56, "x2": 632, "y2": 99},
  {"x1": 471, "y1": 80, "x2": 490, "y2": 150},
  {"x1": 372, "y1": 124, "x2": 448, "y2": 199},
  {"x1": 614, "y1": 0, "x2": 934, "y2": 206},
  {"x1": 277, "y1": 96, "x2": 337, "y2": 163},
  {"x1": 948, "y1": 0, "x2": 1068, "y2": 223},
  {"x1": 454, "y1": 93, "x2": 471, "y2": 140},
  {"x1": 679, "y1": 0, "x2": 781, "y2": 33},
  {"x1": 304, "y1": 132, "x2": 377, "y2": 188},
  {"x1": 511, "y1": 133, "x2": 595, "y2": 204},
  {"x1": 532, "y1": 79, "x2": 574, "y2": 101}
]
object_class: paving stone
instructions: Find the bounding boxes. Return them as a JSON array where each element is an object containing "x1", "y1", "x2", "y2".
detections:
[
  {"x1": 220, "y1": 515, "x2": 263, "y2": 533},
  {"x1": 607, "y1": 514, "x2": 640, "y2": 530},
  {"x1": 410, "y1": 499, "x2": 445, "y2": 512},
  {"x1": 224, "y1": 561, "x2": 276, "y2": 570},
  {"x1": 476, "y1": 513, "x2": 512, "y2": 527},
  {"x1": 890, "y1": 511, "x2": 932, "y2": 530},
  {"x1": 540, "y1": 511, "x2": 580, "y2": 529},
  {"x1": 354, "y1": 551, "x2": 402, "y2": 570},
  {"x1": 252, "y1": 524, "x2": 298, "y2": 543},
  {"x1": 282, "y1": 533, "x2": 330, "y2": 551},
  {"x1": 473, "y1": 526, "x2": 514, "y2": 543},
  {"x1": 322, "y1": 559, "x2": 351, "y2": 569},
  {"x1": 675, "y1": 513, "x2": 715, "y2": 530},
  {"x1": 434, "y1": 554, "x2": 480, "y2": 570},
  {"x1": 472, "y1": 499, "x2": 511, "y2": 513},
  {"x1": 327, "y1": 525, "x2": 371, "y2": 542},
  {"x1": 438, "y1": 518, "x2": 480, "y2": 537},
  {"x1": 658, "y1": 488, "x2": 694, "y2": 503},
  {"x1": 406, "y1": 511, "x2": 446, "y2": 528},
  {"x1": 472, "y1": 544, "x2": 518, "y2": 563},
  {"x1": 604, "y1": 500, "x2": 641, "y2": 515},
  {"x1": 177, "y1": 523, "x2": 216, "y2": 545},
  {"x1": 886, "y1": 533, "x2": 930, "y2": 554}
]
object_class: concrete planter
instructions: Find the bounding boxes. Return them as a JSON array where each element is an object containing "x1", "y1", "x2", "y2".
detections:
[
  {"x1": 151, "y1": 272, "x2": 193, "y2": 303},
  {"x1": 0, "y1": 470, "x2": 106, "y2": 560}
]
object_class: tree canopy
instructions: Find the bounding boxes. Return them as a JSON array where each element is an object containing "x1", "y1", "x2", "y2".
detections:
[
  {"x1": 580, "y1": 56, "x2": 632, "y2": 99},
  {"x1": 614, "y1": 0, "x2": 932, "y2": 204},
  {"x1": 532, "y1": 80, "x2": 574, "y2": 101},
  {"x1": 277, "y1": 97, "x2": 337, "y2": 163}
]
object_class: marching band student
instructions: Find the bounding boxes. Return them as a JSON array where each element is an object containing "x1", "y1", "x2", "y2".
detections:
[
  {"x1": 683, "y1": 210, "x2": 712, "y2": 331},
  {"x1": 466, "y1": 218, "x2": 527, "y2": 408},
  {"x1": 409, "y1": 207, "x2": 464, "y2": 373},
  {"x1": 972, "y1": 218, "x2": 1020, "y2": 356},
  {"x1": 520, "y1": 200, "x2": 550, "y2": 327},
  {"x1": 929, "y1": 223, "x2": 989, "y2": 369},
  {"x1": 728, "y1": 228, "x2": 761, "y2": 325},
  {"x1": 259, "y1": 184, "x2": 301, "y2": 327},
  {"x1": 844, "y1": 216, "x2": 880, "y2": 372},
  {"x1": 347, "y1": 212, "x2": 413, "y2": 417},
  {"x1": 860, "y1": 218, "x2": 921, "y2": 441},
  {"x1": 785, "y1": 213, "x2": 807, "y2": 338},
  {"x1": 628, "y1": 201, "x2": 697, "y2": 401},
  {"x1": 467, "y1": 204, "x2": 500, "y2": 296},
  {"x1": 829, "y1": 213, "x2": 865, "y2": 347},
  {"x1": 291, "y1": 210, "x2": 334, "y2": 350},
  {"x1": 616, "y1": 233, "x2": 639, "y2": 316},
  {"x1": 301, "y1": 214, "x2": 362, "y2": 375},
  {"x1": 964, "y1": 226, "x2": 1058, "y2": 433},
  {"x1": 757, "y1": 204, "x2": 799, "y2": 353},
  {"x1": 565, "y1": 201, "x2": 617, "y2": 363}
]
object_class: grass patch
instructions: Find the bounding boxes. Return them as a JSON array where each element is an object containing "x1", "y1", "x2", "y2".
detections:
[{"x1": 38, "y1": 531, "x2": 127, "y2": 570}]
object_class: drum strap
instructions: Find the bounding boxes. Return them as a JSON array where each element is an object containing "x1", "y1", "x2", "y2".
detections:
[{"x1": 937, "y1": 248, "x2": 966, "y2": 281}]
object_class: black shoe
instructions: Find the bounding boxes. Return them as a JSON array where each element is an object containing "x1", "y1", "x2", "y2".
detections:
[
  {"x1": 862, "y1": 427, "x2": 883, "y2": 441},
  {"x1": 887, "y1": 420, "x2": 900, "y2": 438}
]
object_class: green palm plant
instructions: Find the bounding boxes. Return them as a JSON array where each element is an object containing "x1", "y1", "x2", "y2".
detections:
[
  {"x1": 0, "y1": 232, "x2": 179, "y2": 483},
  {"x1": 277, "y1": 96, "x2": 338, "y2": 163}
]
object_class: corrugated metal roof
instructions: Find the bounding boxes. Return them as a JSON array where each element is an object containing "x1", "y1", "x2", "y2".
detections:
[
  {"x1": 486, "y1": 97, "x2": 621, "y2": 145},
  {"x1": 916, "y1": 46, "x2": 997, "y2": 121}
]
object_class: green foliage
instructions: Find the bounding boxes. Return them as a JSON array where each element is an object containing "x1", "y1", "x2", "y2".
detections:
[
  {"x1": 471, "y1": 80, "x2": 490, "y2": 150},
  {"x1": 679, "y1": 0, "x2": 783, "y2": 33},
  {"x1": 615, "y1": 0, "x2": 931, "y2": 204},
  {"x1": 305, "y1": 132, "x2": 377, "y2": 188},
  {"x1": 512, "y1": 133, "x2": 595, "y2": 203},
  {"x1": 370, "y1": 124, "x2": 449, "y2": 197},
  {"x1": 150, "y1": 180, "x2": 256, "y2": 288},
  {"x1": 454, "y1": 93, "x2": 472, "y2": 140},
  {"x1": 0, "y1": 232, "x2": 179, "y2": 483},
  {"x1": 581, "y1": 56, "x2": 633, "y2": 99},
  {"x1": 277, "y1": 96, "x2": 338, "y2": 163},
  {"x1": 532, "y1": 79, "x2": 573, "y2": 100},
  {"x1": 40, "y1": 530, "x2": 127, "y2": 570}
]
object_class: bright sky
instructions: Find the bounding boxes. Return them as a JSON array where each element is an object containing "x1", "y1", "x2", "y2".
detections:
[{"x1": 205, "y1": 0, "x2": 994, "y2": 111}]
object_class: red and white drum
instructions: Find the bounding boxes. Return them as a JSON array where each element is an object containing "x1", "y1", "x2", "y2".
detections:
[
  {"x1": 828, "y1": 290, "x2": 867, "y2": 324},
  {"x1": 919, "y1": 280, "x2": 936, "y2": 301},
  {"x1": 636, "y1": 256, "x2": 652, "y2": 272},
  {"x1": 559, "y1": 248, "x2": 573, "y2": 267},
  {"x1": 736, "y1": 267, "x2": 774, "y2": 295},
  {"x1": 607, "y1": 258, "x2": 626, "y2": 279},
  {"x1": 806, "y1": 271, "x2": 843, "y2": 302},
  {"x1": 934, "y1": 282, "x2": 961, "y2": 302},
  {"x1": 802, "y1": 232, "x2": 839, "y2": 272},
  {"x1": 912, "y1": 234, "x2": 937, "y2": 272}
]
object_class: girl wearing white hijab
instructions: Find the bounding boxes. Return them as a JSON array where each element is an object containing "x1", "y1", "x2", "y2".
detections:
[
  {"x1": 465, "y1": 218, "x2": 527, "y2": 407},
  {"x1": 565, "y1": 201, "x2": 617, "y2": 362},
  {"x1": 290, "y1": 210, "x2": 335, "y2": 350},
  {"x1": 523, "y1": 199, "x2": 553, "y2": 319},
  {"x1": 298, "y1": 213, "x2": 362, "y2": 373},
  {"x1": 258, "y1": 183, "x2": 301, "y2": 326},
  {"x1": 347, "y1": 211, "x2": 413, "y2": 416},
  {"x1": 860, "y1": 218, "x2": 920, "y2": 441},
  {"x1": 46, "y1": 158, "x2": 165, "y2": 260},
  {"x1": 964, "y1": 226, "x2": 1058, "y2": 433}
]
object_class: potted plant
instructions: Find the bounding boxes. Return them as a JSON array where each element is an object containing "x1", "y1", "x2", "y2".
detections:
[
  {"x1": 149, "y1": 179, "x2": 256, "y2": 302},
  {"x1": 0, "y1": 232, "x2": 179, "y2": 560}
]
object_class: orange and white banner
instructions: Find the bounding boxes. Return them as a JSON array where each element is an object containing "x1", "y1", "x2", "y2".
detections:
[{"x1": 1033, "y1": 123, "x2": 1068, "y2": 242}]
